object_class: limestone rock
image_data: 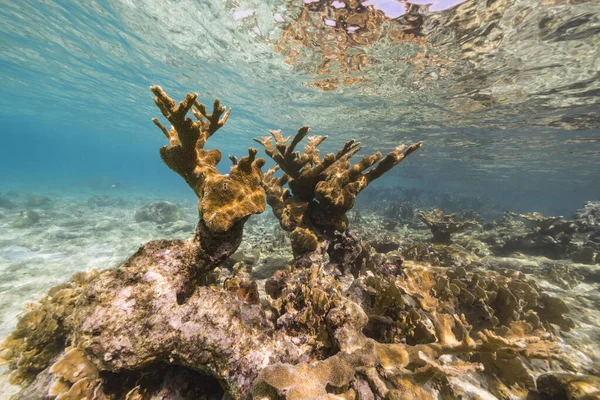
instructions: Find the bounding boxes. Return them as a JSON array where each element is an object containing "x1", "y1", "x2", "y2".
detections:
[
  {"x1": 135, "y1": 201, "x2": 182, "y2": 224},
  {"x1": 10, "y1": 210, "x2": 40, "y2": 228}
]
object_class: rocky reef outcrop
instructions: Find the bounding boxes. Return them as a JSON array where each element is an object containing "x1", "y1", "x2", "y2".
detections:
[
  {"x1": 479, "y1": 208, "x2": 600, "y2": 265},
  {"x1": 10, "y1": 210, "x2": 40, "y2": 228},
  {"x1": 1, "y1": 87, "x2": 597, "y2": 400},
  {"x1": 135, "y1": 201, "x2": 183, "y2": 224}
]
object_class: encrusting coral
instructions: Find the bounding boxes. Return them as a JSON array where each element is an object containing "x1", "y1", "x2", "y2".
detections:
[
  {"x1": 0, "y1": 86, "x2": 594, "y2": 400},
  {"x1": 0, "y1": 271, "x2": 98, "y2": 386},
  {"x1": 256, "y1": 262, "x2": 566, "y2": 399},
  {"x1": 255, "y1": 126, "x2": 422, "y2": 262}
]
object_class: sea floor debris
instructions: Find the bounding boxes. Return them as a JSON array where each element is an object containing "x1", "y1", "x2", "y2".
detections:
[{"x1": 0, "y1": 88, "x2": 599, "y2": 400}]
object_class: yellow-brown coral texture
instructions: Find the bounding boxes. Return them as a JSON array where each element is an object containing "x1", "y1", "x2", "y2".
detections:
[{"x1": 151, "y1": 86, "x2": 266, "y2": 233}]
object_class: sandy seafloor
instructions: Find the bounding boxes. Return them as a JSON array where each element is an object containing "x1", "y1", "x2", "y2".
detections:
[{"x1": 0, "y1": 190, "x2": 599, "y2": 398}]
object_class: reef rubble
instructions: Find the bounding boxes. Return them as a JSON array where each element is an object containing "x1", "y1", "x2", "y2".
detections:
[{"x1": 1, "y1": 87, "x2": 599, "y2": 400}]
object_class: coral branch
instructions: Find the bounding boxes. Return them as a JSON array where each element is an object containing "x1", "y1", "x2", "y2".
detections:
[
  {"x1": 255, "y1": 126, "x2": 422, "y2": 258},
  {"x1": 365, "y1": 141, "x2": 422, "y2": 183},
  {"x1": 418, "y1": 209, "x2": 477, "y2": 244},
  {"x1": 150, "y1": 86, "x2": 266, "y2": 235},
  {"x1": 315, "y1": 142, "x2": 423, "y2": 213}
]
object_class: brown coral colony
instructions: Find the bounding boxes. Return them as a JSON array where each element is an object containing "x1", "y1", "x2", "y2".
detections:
[
  {"x1": 255, "y1": 125, "x2": 422, "y2": 258},
  {"x1": 150, "y1": 83, "x2": 422, "y2": 263}
]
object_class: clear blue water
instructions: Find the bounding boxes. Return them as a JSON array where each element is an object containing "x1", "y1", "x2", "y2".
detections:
[{"x1": 0, "y1": 0, "x2": 599, "y2": 211}]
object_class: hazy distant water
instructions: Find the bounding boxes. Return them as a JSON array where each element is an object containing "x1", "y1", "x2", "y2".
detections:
[{"x1": 0, "y1": 0, "x2": 599, "y2": 214}]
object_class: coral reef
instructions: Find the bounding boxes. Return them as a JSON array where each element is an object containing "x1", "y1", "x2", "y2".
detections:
[
  {"x1": 359, "y1": 186, "x2": 503, "y2": 222},
  {"x1": 401, "y1": 242, "x2": 476, "y2": 267},
  {"x1": 480, "y1": 210, "x2": 599, "y2": 264},
  {"x1": 1, "y1": 86, "x2": 273, "y2": 398},
  {"x1": 520, "y1": 212, "x2": 569, "y2": 233},
  {"x1": 542, "y1": 264, "x2": 584, "y2": 290},
  {"x1": 575, "y1": 201, "x2": 600, "y2": 231},
  {"x1": 383, "y1": 201, "x2": 420, "y2": 228},
  {"x1": 255, "y1": 126, "x2": 421, "y2": 262},
  {"x1": 0, "y1": 270, "x2": 97, "y2": 385},
  {"x1": 535, "y1": 373, "x2": 600, "y2": 400},
  {"x1": 418, "y1": 209, "x2": 477, "y2": 244},
  {"x1": 256, "y1": 262, "x2": 565, "y2": 399},
  {"x1": 0, "y1": 87, "x2": 593, "y2": 400}
]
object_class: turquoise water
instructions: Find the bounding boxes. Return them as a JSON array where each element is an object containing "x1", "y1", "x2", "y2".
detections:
[{"x1": 1, "y1": 0, "x2": 598, "y2": 214}]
